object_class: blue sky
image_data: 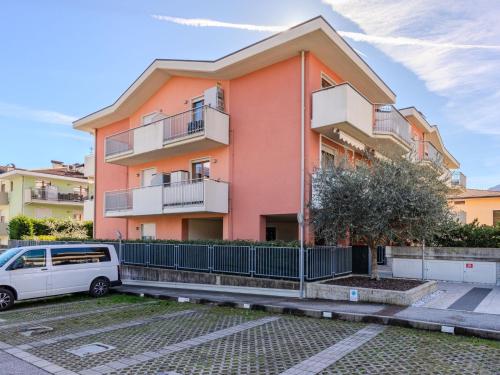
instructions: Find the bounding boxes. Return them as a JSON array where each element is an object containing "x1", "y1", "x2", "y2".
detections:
[{"x1": 1, "y1": 0, "x2": 499, "y2": 189}]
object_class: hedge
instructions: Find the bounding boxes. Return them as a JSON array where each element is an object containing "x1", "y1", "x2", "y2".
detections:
[
  {"x1": 432, "y1": 219, "x2": 500, "y2": 248},
  {"x1": 8, "y1": 216, "x2": 93, "y2": 240}
]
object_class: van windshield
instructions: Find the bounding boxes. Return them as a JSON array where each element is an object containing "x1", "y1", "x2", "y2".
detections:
[{"x1": 0, "y1": 248, "x2": 24, "y2": 267}]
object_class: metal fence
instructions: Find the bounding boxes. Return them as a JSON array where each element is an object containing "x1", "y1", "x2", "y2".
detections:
[
  {"x1": 7, "y1": 240, "x2": 351, "y2": 281},
  {"x1": 374, "y1": 104, "x2": 412, "y2": 146}
]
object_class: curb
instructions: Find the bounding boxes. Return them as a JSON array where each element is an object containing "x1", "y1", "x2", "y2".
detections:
[{"x1": 118, "y1": 290, "x2": 500, "y2": 341}]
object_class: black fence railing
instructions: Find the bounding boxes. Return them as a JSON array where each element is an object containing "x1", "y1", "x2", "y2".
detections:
[{"x1": 7, "y1": 240, "x2": 352, "y2": 281}]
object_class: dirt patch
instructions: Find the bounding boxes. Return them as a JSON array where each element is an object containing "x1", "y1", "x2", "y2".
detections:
[{"x1": 324, "y1": 276, "x2": 424, "y2": 291}]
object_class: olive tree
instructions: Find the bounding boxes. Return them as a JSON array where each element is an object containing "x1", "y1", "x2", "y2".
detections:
[{"x1": 310, "y1": 156, "x2": 451, "y2": 279}]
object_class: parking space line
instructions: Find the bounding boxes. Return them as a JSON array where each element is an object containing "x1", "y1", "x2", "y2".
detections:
[
  {"x1": 18, "y1": 309, "x2": 196, "y2": 350},
  {"x1": 279, "y1": 324, "x2": 386, "y2": 375},
  {"x1": 81, "y1": 316, "x2": 280, "y2": 375},
  {"x1": 0, "y1": 302, "x2": 157, "y2": 330},
  {"x1": 0, "y1": 341, "x2": 76, "y2": 374}
]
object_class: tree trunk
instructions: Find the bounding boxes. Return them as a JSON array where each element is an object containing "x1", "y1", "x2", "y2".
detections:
[{"x1": 369, "y1": 240, "x2": 379, "y2": 280}]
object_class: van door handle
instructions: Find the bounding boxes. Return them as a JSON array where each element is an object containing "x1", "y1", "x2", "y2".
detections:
[{"x1": 41, "y1": 268, "x2": 48, "y2": 271}]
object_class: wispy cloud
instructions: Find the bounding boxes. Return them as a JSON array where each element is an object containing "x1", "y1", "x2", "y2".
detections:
[
  {"x1": 0, "y1": 102, "x2": 77, "y2": 125},
  {"x1": 50, "y1": 131, "x2": 92, "y2": 142},
  {"x1": 151, "y1": 15, "x2": 287, "y2": 32},
  {"x1": 152, "y1": 15, "x2": 500, "y2": 51},
  {"x1": 322, "y1": 0, "x2": 500, "y2": 137}
]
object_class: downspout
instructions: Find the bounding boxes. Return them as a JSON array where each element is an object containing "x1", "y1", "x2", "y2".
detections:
[
  {"x1": 299, "y1": 50, "x2": 306, "y2": 299},
  {"x1": 92, "y1": 129, "x2": 97, "y2": 239}
]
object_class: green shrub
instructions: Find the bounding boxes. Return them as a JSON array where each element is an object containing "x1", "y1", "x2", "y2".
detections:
[
  {"x1": 8, "y1": 216, "x2": 92, "y2": 240},
  {"x1": 8, "y1": 215, "x2": 34, "y2": 240},
  {"x1": 83, "y1": 221, "x2": 93, "y2": 238},
  {"x1": 432, "y1": 219, "x2": 500, "y2": 248},
  {"x1": 31, "y1": 218, "x2": 51, "y2": 236}
]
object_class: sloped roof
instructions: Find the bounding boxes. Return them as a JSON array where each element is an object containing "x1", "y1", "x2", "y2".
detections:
[
  {"x1": 73, "y1": 16, "x2": 396, "y2": 132},
  {"x1": 449, "y1": 189, "x2": 500, "y2": 200}
]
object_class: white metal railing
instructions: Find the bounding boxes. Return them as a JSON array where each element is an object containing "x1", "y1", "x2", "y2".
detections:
[
  {"x1": 104, "y1": 106, "x2": 214, "y2": 159},
  {"x1": 374, "y1": 105, "x2": 412, "y2": 146},
  {"x1": 163, "y1": 106, "x2": 207, "y2": 142},
  {"x1": 163, "y1": 179, "x2": 205, "y2": 207},
  {"x1": 105, "y1": 190, "x2": 133, "y2": 212},
  {"x1": 105, "y1": 130, "x2": 134, "y2": 157},
  {"x1": 104, "y1": 179, "x2": 226, "y2": 213},
  {"x1": 415, "y1": 140, "x2": 444, "y2": 167},
  {"x1": 451, "y1": 171, "x2": 467, "y2": 188}
]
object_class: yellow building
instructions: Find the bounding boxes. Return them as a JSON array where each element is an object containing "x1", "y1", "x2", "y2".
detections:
[{"x1": 449, "y1": 189, "x2": 500, "y2": 226}]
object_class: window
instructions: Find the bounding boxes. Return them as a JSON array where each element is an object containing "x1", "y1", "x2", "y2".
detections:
[
  {"x1": 141, "y1": 223, "x2": 156, "y2": 240},
  {"x1": 0, "y1": 183, "x2": 5, "y2": 192},
  {"x1": 494, "y1": 210, "x2": 500, "y2": 226},
  {"x1": 9, "y1": 249, "x2": 46, "y2": 270},
  {"x1": 192, "y1": 98, "x2": 204, "y2": 122},
  {"x1": 321, "y1": 150, "x2": 336, "y2": 169},
  {"x1": 266, "y1": 227, "x2": 276, "y2": 241},
  {"x1": 51, "y1": 247, "x2": 111, "y2": 266},
  {"x1": 192, "y1": 160, "x2": 210, "y2": 180}
]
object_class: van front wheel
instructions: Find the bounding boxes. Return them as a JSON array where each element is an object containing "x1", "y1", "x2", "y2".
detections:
[
  {"x1": 89, "y1": 278, "x2": 110, "y2": 298},
  {"x1": 0, "y1": 288, "x2": 14, "y2": 311}
]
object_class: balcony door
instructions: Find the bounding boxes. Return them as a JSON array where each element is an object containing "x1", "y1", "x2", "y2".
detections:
[
  {"x1": 141, "y1": 168, "x2": 156, "y2": 187},
  {"x1": 192, "y1": 160, "x2": 210, "y2": 181}
]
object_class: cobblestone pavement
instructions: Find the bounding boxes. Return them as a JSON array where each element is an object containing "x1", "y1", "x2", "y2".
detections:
[{"x1": 0, "y1": 294, "x2": 497, "y2": 375}]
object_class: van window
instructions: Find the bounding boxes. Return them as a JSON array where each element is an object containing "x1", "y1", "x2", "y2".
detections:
[
  {"x1": 9, "y1": 249, "x2": 46, "y2": 270},
  {"x1": 50, "y1": 247, "x2": 111, "y2": 266}
]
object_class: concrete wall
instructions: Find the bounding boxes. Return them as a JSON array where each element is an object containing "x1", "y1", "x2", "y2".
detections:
[{"x1": 388, "y1": 246, "x2": 500, "y2": 285}]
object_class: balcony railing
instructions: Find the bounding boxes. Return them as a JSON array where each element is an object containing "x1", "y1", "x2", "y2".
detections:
[
  {"x1": 414, "y1": 141, "x2": 443, "y2": 168},
  {"x1": 162, "y1": 107, "x2": 206, "y2": 143},
  {"x1": 104, "y1": 179, "x2": 228, "y2": 216},
  {"x1": 104, "y1": 106, "x2": 229, "y2": 164},
  {"x1": 29, "y1": 188, "x2": 86, "y2": 203},
  {"x1": 163, "y1": 179, "x2": 205, "y2": 207},
  {"x1": 451, "y1": 171, "x2": 467, "y2": 189},
  {"x1": 104, "y1": 190, "x2": 133, "y2": 212},
  {"x1": 106, "y1": 130, "x2": 134, "y2": 157},
  {"x1": 374, "y1": 105, "x2": 412, "y2": 146}
]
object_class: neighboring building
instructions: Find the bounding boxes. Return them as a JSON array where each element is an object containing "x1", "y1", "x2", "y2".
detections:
[
  {"x1": 449, "y1": 189, "x2": 500, "y2": 226},
  {"x1": 73, "y1": 16, "x2": 461, "y2": 242},
  {"x1": 0, "y1": 161, "x2": 93, "y2": 245}
]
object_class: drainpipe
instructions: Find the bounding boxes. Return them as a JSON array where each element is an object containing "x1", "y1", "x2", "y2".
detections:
[{"x1": 299, "y1": 50, "x2": 306, "y2": 299}]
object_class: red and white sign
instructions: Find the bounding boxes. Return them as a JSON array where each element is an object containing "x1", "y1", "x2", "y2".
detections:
[{"x1": 465, "y1": 263, "x2": 474, "y2": 269}]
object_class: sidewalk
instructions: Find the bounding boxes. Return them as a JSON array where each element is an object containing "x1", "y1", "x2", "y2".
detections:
[{"x1": 117, "y1": 282, "x2": 500, "y2": 341}]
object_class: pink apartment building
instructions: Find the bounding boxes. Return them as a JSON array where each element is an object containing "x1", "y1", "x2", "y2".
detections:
[{"x1": 73, "y1": 17, "x2": 461, "y2": 243}]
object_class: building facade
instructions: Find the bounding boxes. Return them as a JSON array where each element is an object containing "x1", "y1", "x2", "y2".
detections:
[
  {"x1": 74, "y1": 17, "x2": 461, "y2": 243},
  {"x1": 449, "y1": 189, "x2": 500, "y2": 226},
  {"x1": 0, "y1": 162, "x2": 92, "y2": 245}
]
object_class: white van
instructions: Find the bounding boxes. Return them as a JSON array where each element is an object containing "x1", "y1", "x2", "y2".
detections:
[{"x1": 0, "y1": 244, "x2": 122, "y2": 311}]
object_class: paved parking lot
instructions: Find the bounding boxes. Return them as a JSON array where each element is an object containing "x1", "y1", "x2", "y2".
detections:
[{"x1": 0, "y1": 294, "x2": 498, "y2": 375}]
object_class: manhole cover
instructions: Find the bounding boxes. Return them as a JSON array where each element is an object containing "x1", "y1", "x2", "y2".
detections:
[
  {"x1": 19, "y1": 326, "x2": 53, "y2": 337},
  {"x1": 66, "y1": 343, "x2": 115, "y2": 357}
]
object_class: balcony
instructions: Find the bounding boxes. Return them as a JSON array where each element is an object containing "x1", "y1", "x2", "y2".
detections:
[
  {"x1": 373, "y1": 105, "x2": 413, "y2": 154},
  {"x1": 25, "y1": 188, "x2": 86, "y2": 206},
  {"x1": 83, "y1": 198, "x2": 94, "y2": 221},
  {"x1": 414, "y1": 141, "x2": 444, "y2": 169},
  {"x1": 105, "y1": 106, "x2": 229, "y2": 166},
  {"x1": 84, "y1": 154, "x2": 95, "y2": 178},
  {"x1": 0, "y1": 191, "x2": 8, "y2": 205},
  {"x1": 451, "y1": 171, "x2": 467, "y2": 189},
  {"x1": 311, "y1": 84, "x2": 373, "y2": 144},
  {"x1": 104, "y1": 179, "x2": 229, "y2": 217}
]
